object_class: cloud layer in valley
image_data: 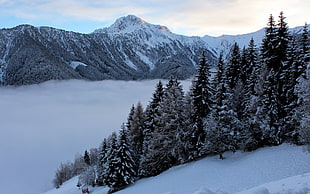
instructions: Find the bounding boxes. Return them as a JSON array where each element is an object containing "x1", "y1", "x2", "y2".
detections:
[{"x1": 0, "y1": 79, "x2": 191, "y2": 194}]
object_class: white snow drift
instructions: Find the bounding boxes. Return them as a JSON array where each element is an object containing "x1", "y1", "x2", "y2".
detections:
[{"x1": 44, "y1": 144, "x2": 310, "y2": 194}]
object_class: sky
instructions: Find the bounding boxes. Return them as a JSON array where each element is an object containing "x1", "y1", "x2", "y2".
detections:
[{"x1": 0, "y1": 0, "x2": 309, "y2": 36}]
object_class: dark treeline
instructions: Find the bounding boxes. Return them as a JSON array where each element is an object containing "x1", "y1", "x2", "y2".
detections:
[{"x1": 53, "y1": 12, "x2": 310, "y2": 192}]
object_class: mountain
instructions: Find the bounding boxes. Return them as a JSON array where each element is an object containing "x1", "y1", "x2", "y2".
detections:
[{"x1": 0, "y1": 15, "x2": 302, "y2": 86}]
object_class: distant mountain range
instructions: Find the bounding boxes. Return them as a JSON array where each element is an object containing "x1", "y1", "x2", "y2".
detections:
[{"x1": 0, "y1": 15, "x2": 305, "y2": 85}]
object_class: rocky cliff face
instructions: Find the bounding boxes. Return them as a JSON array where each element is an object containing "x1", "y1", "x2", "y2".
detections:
[{"x1": 0, "y1": 15, "x2": 265, "y2": 86}]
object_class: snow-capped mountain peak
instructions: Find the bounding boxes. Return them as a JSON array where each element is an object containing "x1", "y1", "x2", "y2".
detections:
[{"x1": 94, "y1": 15, "x2": 172, "y2": 35}]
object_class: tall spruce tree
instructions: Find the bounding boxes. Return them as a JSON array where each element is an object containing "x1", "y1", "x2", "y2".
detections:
[
  {"x1": 104, "y1": 132, "x2": 118, "y2": 186},
  {"x1": 226, "y1": 42, "x2": 241, "y2": 89},
  {"x1": 96, "y1": 138, "x2": 108, "y2": 186},
  {"x1": 245, "y1": 38, "x2": 259, "y2": 96},
  {"x1": 140, "y1": 81, "x2": 164, "y2": 177},
  {"x1": 110, "y1": 124, "x2": 136, "y2": 188},
  {"x1": 299, "y1": 23, "x2": 309, "y2": 77},
  {"x1": 127, "y1": 102, "x2": 145, "y2": 172},
  {"x1": 280, "y1": 37, "x2": 301, "y2": 142},
  {"x1": 142, "y1": 81, "x2": 164, "y2": 148},
  {"x1": 261, "y1": 14, "x2": 277, "y2": 70},
  {"x1": 140, "y1": 78, "x2": 188, "y2": 176},
  {"x1": 84, "y1": 150, "x2": 91, "y2": 166},
  {"x1": 241, "y1": 38, "x2": 263, "y2": 151},
  {"x1": 189, "y1": 51, "x2": 212, "y2": 158},
  {"x1": 206, "y1": 53, "x2": 237, "y2": 158},
  {"x1": 259, "y1": 12, "x2": 291, "y2": 145}
]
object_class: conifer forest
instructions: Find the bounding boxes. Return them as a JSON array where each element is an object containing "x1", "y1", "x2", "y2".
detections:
[{"x1": 53, "y1": 12, "x2": 310, "y2": 192}]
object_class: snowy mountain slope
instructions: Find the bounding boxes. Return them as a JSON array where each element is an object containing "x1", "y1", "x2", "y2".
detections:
[
  {"x1": 237, "y1": 173, "x2": 310, "y2": 194},
  {"x1": 44, "y1": 144, "x2": 310, "y2": 194},
  {"x1": 0, "y1": 15, "x2": 307, "y2": 85}
]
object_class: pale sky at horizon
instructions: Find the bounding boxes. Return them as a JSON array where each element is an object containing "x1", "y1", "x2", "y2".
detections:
[{"x1": 0, "y1": 0, "x2": 309, "y2": 36}]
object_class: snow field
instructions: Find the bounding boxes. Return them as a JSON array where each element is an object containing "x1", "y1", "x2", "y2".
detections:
[{"x1": 44, "y1": 144, "x2": 310, "y2": 194}]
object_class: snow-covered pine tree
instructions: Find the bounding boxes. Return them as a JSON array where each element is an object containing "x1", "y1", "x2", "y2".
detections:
[
  {"x1": 96, "y1": 138, "x2": 108, "y2": 186},
  {"x1": 189, "y1": 51, "x2": 212, "y2": 158},
  {"x1": 140, "y1": 78, "x2": 188, "y2": 176},
  {"x1": 127, "y1": 102, "x2": 145, "y2": 173},
  {"x1": 126, "y1": 105, "x2": 135, "y2": 134},
  {"x1": 239, "y1": 47, "x2": 249, "y2": 85},
  {"x1": 142, "y1": 81, "x2": 164, "y2": 147},
  {"x1": 226, "y1": 42, "x2": 241, "y2": 89},
  {"x1": 78, "y1": 166, "x2": 96, "y2": 187},
  {"x1": 140, "y1": 81, "x2": 164, "y2": 177},
  {"x1": 225, "y1": 43, "x2": 245, "y2": 149},
  {"x1": 206, "y1": 53, "x2": 237, "y2": 158},
  {"x1": 280, "y1": 37, "x2": 302, "y2": 142},
  {"x1": 158, "y1": 78, "x2": 188, "y2": 163},
  {"x1": 275, "y1": 11, "x2": 290, "y2": 67},
  {"x1": 261, "y1": 14, "x2": 277, "y2": 71},
  {"x1": 259, "y1": 12, "x2": 291, "y2": 145},
  {"x1": 299, "y1": 23, "x2": 309, "y2": 77},
  {"x1": 192, "y1": 51, "x2": 213, "y2": 118},
  {"x1": 84, "y1": 150, "x2": 91, "y2": 166},
  {"x1": 295, "y1": 64, "x2": 310, "y2": 145},
  {"x1": 110, "y1": 124, "x2": 136, "y2": 189},
  {"x1": 244, "y1": 38, "x2": 259, "y2": 96},
  {"x1": 103, "y1": 132, "x2": 118, "y2": 186},
  {"x1": 240, "y1": 38, "x2": 263, "y2": 151},
  {"x1": 261, "y1": 68, "x2": 282, "y2": 145}
]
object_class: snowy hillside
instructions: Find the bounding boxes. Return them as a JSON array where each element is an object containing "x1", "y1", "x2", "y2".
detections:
[{"x1": 44, "y1": 144, "x2": 310, "y2": 194}]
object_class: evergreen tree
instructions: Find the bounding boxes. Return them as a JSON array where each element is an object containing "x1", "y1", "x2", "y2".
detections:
[
  {"x1": 261, "y1": 69, "x2": 282, "y2": 145},
  {"x1": 206, "y1": 53, "x2": 237, "y2": 158},
  {"x1": 140, "y1": 78, "x2": 188, "y2": 176},
  {"x1": 239, "y1": 47, "x2": 248, "y2": 84},
  {"x1": 192, "y1": 51, "x2": 213, "y2": 118},
  {"x1": 142, "y1": 81, "x2": 164, "y2": 148},
  {"x1": 299, "y1": 23, "x2": 309, "y2": 77},
  {"x1": 127, "y1": 102, "x2": 145, "y2": 172},
  {"x1": 189, "y1": 51, "x2": 212, "y2": 158},
  {"x1": 261, "y1": 14, "x2": 277, "y2": 71},
  {"x1": 296, "y1": 65, "x2": 310, "y2": 144},
  {"x1": 280, "y1": 37, "x2": 301, "y2": 142},
  {"x1": 110, "y1": 124, "x2": 136, "y2": 188},
  {"x1": 244, "y1": 38, "x2": 259, "y2": 96},
  {"x1": 225, "y1": 43, "x2": 245, "y2": 147},
  {"x1": 104, "y1": 132, "x2": 118, "y2": 186},
  {"x1": 96, "y1": 138, "x2": 108, "y2": 186},
  {"x1": 140, "y1": 81, "x2": 164, "y2": 176},
  {"x1": 126, "y1": 105, "x2": 135, "y2": 133},
  {"x1": 275, "y1": 11, "x2": 290, "y2": 67},
  {"x1": 259, "y1": 12, "x2": 291, "y2": 145},
  {"x1": 240, "y1": 38, "x2": 262, "y2": 151},
  {"x1": 78, "y1": 166, "x2": 96, "y2": 187},
  {"x1": 226, "y1": 42, "x2": 241, "y2": 89},
  {"x1": 84, "y1": 150, "x2": 91, "y2": 166}
]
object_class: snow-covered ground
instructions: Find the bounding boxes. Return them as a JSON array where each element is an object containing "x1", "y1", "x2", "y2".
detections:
[
  {"x1": 0, "y1": 79, "x2": 191, "y2": 194},
  {"x1": 1, "y1": 80, "x2": 309, "y2": 194},
  {"x1": 44, "y1": 144, "x2": 310, "y2": 194}
]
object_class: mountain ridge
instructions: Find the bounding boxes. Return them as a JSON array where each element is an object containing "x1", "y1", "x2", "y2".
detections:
[{"x1": 0, "y1": 15, "x2": 306, "y2": 86}]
